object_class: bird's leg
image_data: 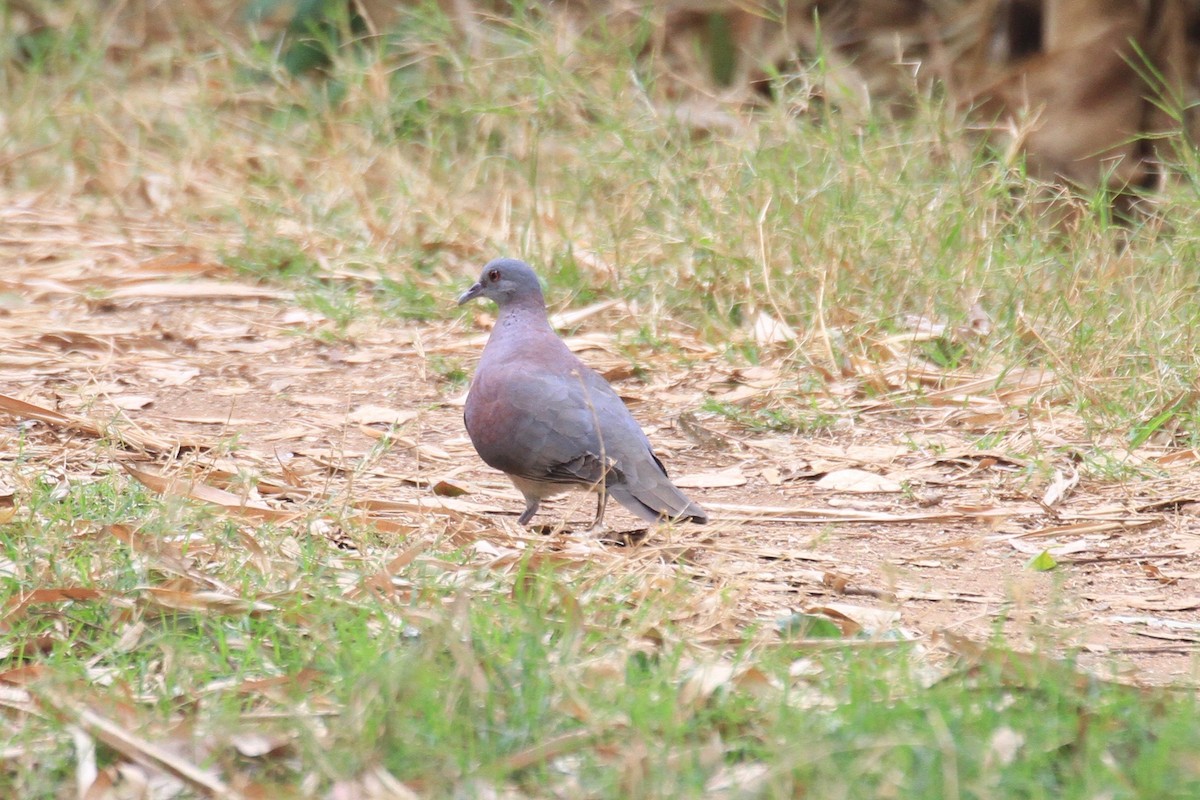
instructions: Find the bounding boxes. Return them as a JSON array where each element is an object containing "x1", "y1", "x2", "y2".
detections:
[
  {"x1": 517, "y1": 499, "x2": 540, "y2": 526},
  {"x1": 588, "y1": 486, "x2": 608, "y2": 532}
]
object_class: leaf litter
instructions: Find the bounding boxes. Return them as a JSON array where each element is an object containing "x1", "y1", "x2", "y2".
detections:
[{"x1": 6, "y1": 203, "x2": 1200, "y2": 793}]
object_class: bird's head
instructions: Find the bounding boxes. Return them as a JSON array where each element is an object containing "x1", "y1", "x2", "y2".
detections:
[{"x1": 458, "y1": 258, "x2": 545, "y2": 309}]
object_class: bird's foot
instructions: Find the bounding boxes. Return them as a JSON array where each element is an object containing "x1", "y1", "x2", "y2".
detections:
[{"x1": 594, "y1": 527, "x2": 650, "y2": 547}]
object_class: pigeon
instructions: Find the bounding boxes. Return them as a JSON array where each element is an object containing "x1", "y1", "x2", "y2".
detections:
[{"x1": 458, "y1": 258, "x2": 707, "y2": 528}]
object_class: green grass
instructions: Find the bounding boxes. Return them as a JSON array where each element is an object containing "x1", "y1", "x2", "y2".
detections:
[
  {"x1": 6, "y1": 1, "x2": 1200, "y2": 797},
  {"x1": 703, "y1": 397, "x2": 840, "y2": 434},
  {"x1": 6, "y1": 469, "x2": 1200, "y2": 797}
]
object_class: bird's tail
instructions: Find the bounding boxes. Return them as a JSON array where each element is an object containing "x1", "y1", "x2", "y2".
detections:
[{"x1": 608, "y1": 478, "x2": 708, "y2": 524}]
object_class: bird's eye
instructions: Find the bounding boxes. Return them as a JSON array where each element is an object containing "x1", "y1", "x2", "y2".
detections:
[{"x1": 487, "y1": 268, "x2": 500, "y2": 282}]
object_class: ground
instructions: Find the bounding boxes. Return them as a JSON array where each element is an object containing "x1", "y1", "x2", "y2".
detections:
[{"x1": 5, "y1": 205, "x2": 1200, "y2": 690}]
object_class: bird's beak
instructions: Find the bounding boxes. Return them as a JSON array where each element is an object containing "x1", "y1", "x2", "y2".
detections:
[{"x1": 457, "y1": 281, "x2": 483, "y2": 306}]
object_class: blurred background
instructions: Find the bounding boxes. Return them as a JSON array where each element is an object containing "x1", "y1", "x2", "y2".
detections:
[{"x1": 8, "y1": 0, "x2": 1198, "y2": 195}]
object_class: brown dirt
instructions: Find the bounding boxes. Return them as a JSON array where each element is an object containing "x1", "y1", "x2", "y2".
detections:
[{"x1": 5, "y1": 205, "x2": 1200, "y2": 687}]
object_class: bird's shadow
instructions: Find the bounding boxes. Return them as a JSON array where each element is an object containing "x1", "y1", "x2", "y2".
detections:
[{"x1": 528, "y1": 523, "x2": 650, "y2": 547}]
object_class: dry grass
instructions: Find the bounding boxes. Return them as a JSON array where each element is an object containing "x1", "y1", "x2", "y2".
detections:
[{"x1": 6, "y1": 3, "x2": 1200, "y2": 798}]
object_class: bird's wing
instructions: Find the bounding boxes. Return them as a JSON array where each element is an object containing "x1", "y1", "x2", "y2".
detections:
[{"x1": 466, "y1": 366, "x2": 615, "y2": 486}]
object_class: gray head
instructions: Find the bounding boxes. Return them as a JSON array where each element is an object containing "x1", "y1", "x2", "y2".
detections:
[{"x1": 457, "y1": 258, "x2": 546, "y2": 309}]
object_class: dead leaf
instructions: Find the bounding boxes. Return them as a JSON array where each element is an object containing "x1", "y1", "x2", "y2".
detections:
[
  {"x1": 348, "y1": 405, "x2": 419, "y2": 426},
  {"x1": 109, "y1": 394, "x2": 154, "y2": 410},
  {"x1": 985, "y1": 727, "x2": 1024, "y2": 768},
  {"x1": 228, "y1": 731, "x2": 292, "y2": 759},
  {"x1": 500, "y1": 728, "x2": 598, "y2": 773},
  {"x1": 432, "y1": 480, "x2": 468, "y2": 497},
  {"x1": 123, "y1": 464, "x2": 299, "y2": 523},
  {"x1": 1041, "y1": 465, "x2": 1080, "y2": 508},
  {"x1": 678, "y1": 661, "x2": 736, "y2": 710},
  {"x1": 674, "y1": 466, "x2": 747, "y2": 489},
  {"x1": 329, "y1": 766, "x2": 421, "y2": 800},
  {"x1": 141, "y1": 588, "x2": 276, "y2": 616},
  {"x1": 1121, "y1": 597, "x2": 1200, "y2": 612},
  {"x1": 1007, "y1": 538, "x2": 1093, "y2": 557},
  {"x1": 34, "y1": 689, "x2": 245, "y2": 799},
  {"x1": 808, "y1": 603, "x2": 900, "y2": 634},
  {"x1": 752, "y1": 309, "x2": 797, "y2": 346},
  {"x1": 0, "y1": 393, "x2": 202, "y2": 452},
  {"x1": 140, "y1": 364, "x2": 200, "y2": 385},
  {"x1": 352, "y1": 496, "x2": 500, "y2": 517},
  {"x1": 103, "y1": 280, "x2": 288, "y2": 301},
  {"x1": 815, "y1": 469, "x2": 902, "y2": 493},
  {"x1": 170, "y1": 415, "x2": 264, "y2": 425},
  {"x1": 3, "y1": 588, "x2": 106, "y2": 630},
  {"x1": 676, "y1": 412, "x2": 734, "y2": 450}
]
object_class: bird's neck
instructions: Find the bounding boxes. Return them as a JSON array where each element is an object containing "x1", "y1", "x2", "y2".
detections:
[{"x1": 496, "y1": 301, "x2": 551, "y2": 331}]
